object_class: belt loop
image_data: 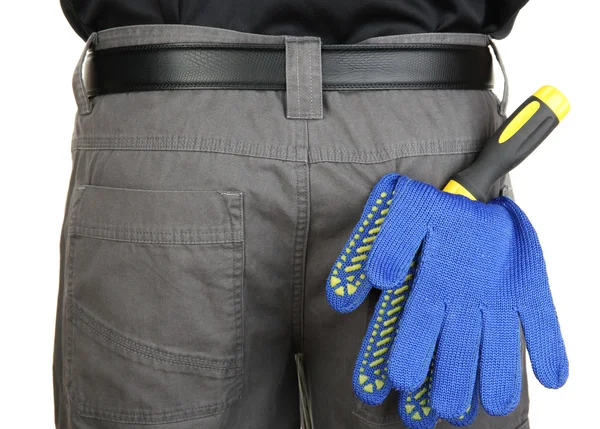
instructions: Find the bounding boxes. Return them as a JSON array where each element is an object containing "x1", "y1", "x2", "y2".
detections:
[
  {"x1": 488, "y1": 37, "x2": 509, "y2": 117},
  {"x1": 73, "y1": 33, "x2": 97, "y2": 116},
  {"x1": 285, "y1": 36, "x2": 323, "y2": 120}
]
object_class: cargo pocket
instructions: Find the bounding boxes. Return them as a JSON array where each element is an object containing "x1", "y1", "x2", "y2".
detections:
[{"x1": 64, "y1": 185, "x2": 244, "y2": 424}]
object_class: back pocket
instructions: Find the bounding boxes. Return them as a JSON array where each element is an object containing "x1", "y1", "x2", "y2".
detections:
[{"x1": 65, "y1": 185, "x2": 244, "y2": 424}]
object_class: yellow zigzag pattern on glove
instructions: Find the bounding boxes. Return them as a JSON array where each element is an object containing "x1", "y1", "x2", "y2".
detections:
[
  {"x1": 358, "y1": 274, "x2": 412, "y2": 394},
  {"x1": 330, "y1": 185, "x2": 473, "y2": 420},
  {"x1": 404, "y1": 361, "x2": 434, "y2": 421},
  {"x1": 329, "y1": 192, "x2": 393, "y2": 297},
  {"x1": 404, "y1": 354, "x2": 470, "y2": 421}
]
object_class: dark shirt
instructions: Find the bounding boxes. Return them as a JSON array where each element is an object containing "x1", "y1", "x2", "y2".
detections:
[{"x1": 61, "y1": 0, "x2": 528, "y2": 43}]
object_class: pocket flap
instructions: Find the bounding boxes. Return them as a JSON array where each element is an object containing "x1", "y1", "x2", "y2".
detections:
[{"x1": 69, "y1": 185, "x2": 243, "y2": 244}]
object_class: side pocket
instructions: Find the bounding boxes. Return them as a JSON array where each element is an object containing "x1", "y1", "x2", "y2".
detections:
[{"x1": 64, "y1": 185, "x2": 244, "y2": 424}]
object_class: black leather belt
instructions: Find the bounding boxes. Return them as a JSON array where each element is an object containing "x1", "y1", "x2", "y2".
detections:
[{"x1": 84, "y1": 43, "x2": 493, "y2": 96}]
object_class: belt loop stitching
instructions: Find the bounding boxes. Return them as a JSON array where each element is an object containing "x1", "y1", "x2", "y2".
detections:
[
  {"x1": 73, "y1": 32, "x2": 97, "y2": 116},
  {"x1": 285, "y1": 37, "x2": 323, "y2": 120},
  {"x1": 308, "y1": 44, "x2": 314, "y2": 117},
  {"x1": 488, "y1": 36, "x2": 509, "y2": 116},
  {"x1": 286, "y1": 38, "x2": 292, "y2": 117},
  {"x1": 296, "y1": 40, "x2": 302, "y2": 117},
  {"x1": 311, "y1": 39, "x2": 323, "y2": 119}
]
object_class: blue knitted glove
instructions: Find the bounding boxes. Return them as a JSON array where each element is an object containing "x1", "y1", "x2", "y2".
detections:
[
  {"x1": 365, "y1": 175, "x2": 568, "y2": 419},
  {"x1": 326, "y1": 174, "x2": 477, "y2": 429}
]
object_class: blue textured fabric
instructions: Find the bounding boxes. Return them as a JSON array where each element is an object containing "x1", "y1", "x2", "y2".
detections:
[
  {"x1": 326, "y1": 174, "x2": 476, "y2": 428},
  {"x1": 364, "y1": 175, "x2": 569, "y2": 419}
]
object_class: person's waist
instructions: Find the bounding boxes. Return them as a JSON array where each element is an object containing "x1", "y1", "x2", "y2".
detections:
[{"x1": 83, "y1": 25, "x2": 494, "y2": 97}]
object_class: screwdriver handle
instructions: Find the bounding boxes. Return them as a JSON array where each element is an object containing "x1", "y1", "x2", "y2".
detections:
[{"x1": 443, "y1": 86, "x2": 570, "y2": 202}]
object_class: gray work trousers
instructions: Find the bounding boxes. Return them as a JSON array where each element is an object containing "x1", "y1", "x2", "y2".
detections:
[{"x1": 53, "y1": 24, "x2": 528, "y2": 429}]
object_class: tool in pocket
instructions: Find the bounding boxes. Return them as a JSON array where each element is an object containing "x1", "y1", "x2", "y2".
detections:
[{"x1": 327, "y1": 86, "x2": 570, "y2": 427}]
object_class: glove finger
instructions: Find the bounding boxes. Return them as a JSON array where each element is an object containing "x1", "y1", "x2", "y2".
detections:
[
  {"x1": 353, "y1": 265, "x2": 415, "y2": 404},
  {"x1": 492, "y1": 197, "x2": 568, "y2": 388},
  {"x1": 431, "y1": 306, "x2": 481, "y2": 420},
  {"x1": 448, "y1": 373, "x2": 479, "y2": 427},
  {"x1": 399, "y1": 362, "x2": 438, "y2": 429},
  {"x1": 480, "y1": 308, "x2": 521, "y2": 416},
  {"x1": 327, "y1": 173, "x2": 399, "y2": 312},
  {"x1": 520, "y1": 306, "x2": 568, "y2": 388},
  {"x1": 399, "y1": 361, "x2": 479, "y2": 429},
  {"x1": 367, "y1": 176, "x2": 430, "y2": 289},
  {"x1": 353, "y1": 291, "x2": 392, "y2": 404},
  {"x1": 388, "y1": 265, "x2": 445, "y2": 392}
]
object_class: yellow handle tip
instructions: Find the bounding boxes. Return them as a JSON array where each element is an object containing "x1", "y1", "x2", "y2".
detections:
[
  {"x1": 534, "y1": 85, "x2": 570, "y2": 121},
  {"x1": 442, "y1": 180, "x2": 477, "y2": 200}
]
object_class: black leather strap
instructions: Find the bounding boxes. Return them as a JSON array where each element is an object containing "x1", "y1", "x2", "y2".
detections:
[{"x1": 84, "y1": 43, "x2": 493, "y2": 96}]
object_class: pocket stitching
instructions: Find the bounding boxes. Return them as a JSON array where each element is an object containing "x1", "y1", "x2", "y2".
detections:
[
  {"x1": 70, "y1": 230, "x2": 239, "y2": 245},
  {"x1": 73, "y1": 224, "x2": 238, "y2": 236},
  {"x1": 70, "y1": 186, "x2": 243, "y2": 244},
  {"x1": 226, "y1": 192, "x2": 245, "y2": 380},
  {"x1": 69, "y1": 300, "x2": 242, "y2": 372},
  {"x1": 64, "y1": 186, "x2": 245, "y2": 423},
  {"x1": 219, "y1": 191, "x2": 245, "y2": 388},
  {"x1": 65, "y1": 185, "x2": 88, "y2": 405},
  {"x1": 76, "y1": 394, "x2": 241, "y2": 425}
]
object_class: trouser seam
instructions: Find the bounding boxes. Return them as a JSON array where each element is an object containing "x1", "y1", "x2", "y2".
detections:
[
  {"x1": 292, "y1": 120, "x2": 310, "y2": 352},
  {"x1": 514, "y1": 418, "x2": 530, "y2": 429}
]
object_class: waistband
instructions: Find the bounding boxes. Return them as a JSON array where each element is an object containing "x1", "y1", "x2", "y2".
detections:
[
  {"x1": 92, "y1": 25, "x2": 494, "y2": 49},
  {"x1": 73, "y1": 25, "x2": 508, "y2": 119}
]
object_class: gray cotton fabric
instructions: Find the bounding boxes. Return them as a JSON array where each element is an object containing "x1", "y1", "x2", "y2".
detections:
[{"x1": 54, "y1": 24, "x2": 528, "y2": 429}]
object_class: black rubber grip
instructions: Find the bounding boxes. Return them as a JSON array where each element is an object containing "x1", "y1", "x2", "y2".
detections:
[{"x1": 452, "y1": 95, "x2": 559, "y2": 202}]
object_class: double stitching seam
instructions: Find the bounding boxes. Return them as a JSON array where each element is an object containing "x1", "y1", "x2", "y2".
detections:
[
  {"x1": 308, "y1": 42, "x2": 314, "y2": 118},
  {"x1": 76, "y1": 51, "x2": 87, "y2": 107},
  {"x1": 88, "y1": 82, "x2": 490, "y2": 95},
  {"x1": 72, "y1": 224, "x2": 233, "y2": 236},
  {"x1": 296, "y1": 40, "x2": 301, "y2": 118},
  {"x1": 96, "y1": 42, "x2": 485, "y2": 53},
  {"x1": 69, "y1": 233, "x2": 238, "y2": 245},
  {"x1": 308, "y1": 40, "x2": 323, "y2": 119},
  {"x1": 76, "y1": 35, "x2": 96, "y2": 114},
  {"x1": 72, "y1": 136, "x2": 487, "y2": 163},
  {"x1": 70, "y1": 225, "x2": 239, "y2": 245},
  {"x1": 292, "y1": 121, "x2": 310, "y2": 350},
  {"x1": 287, "y1": 38, "x2": 323, "y2": 119},
  {"x1": 317, "y1": 42, "x2": 323, "y2": 118},
  {"x1": 222, "y1": 192, "x2": 244, "y2": 375},
  {"x1": 65, "y1": 186, "x2": 88, "y2": 403},
  {"x1": 77, "y1": 402, "x2": 227, "y2": 424},
  {"x1": 72, "y1": 136, "x2": 298, "y2": 161},
  {"x1": 69, "y1": 301, "x2": 241, "y2": 371}
]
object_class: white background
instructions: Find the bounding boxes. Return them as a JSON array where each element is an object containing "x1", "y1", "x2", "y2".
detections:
[{"x1": 1, "y1": 1, "x2": 598, "y2": 427}]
